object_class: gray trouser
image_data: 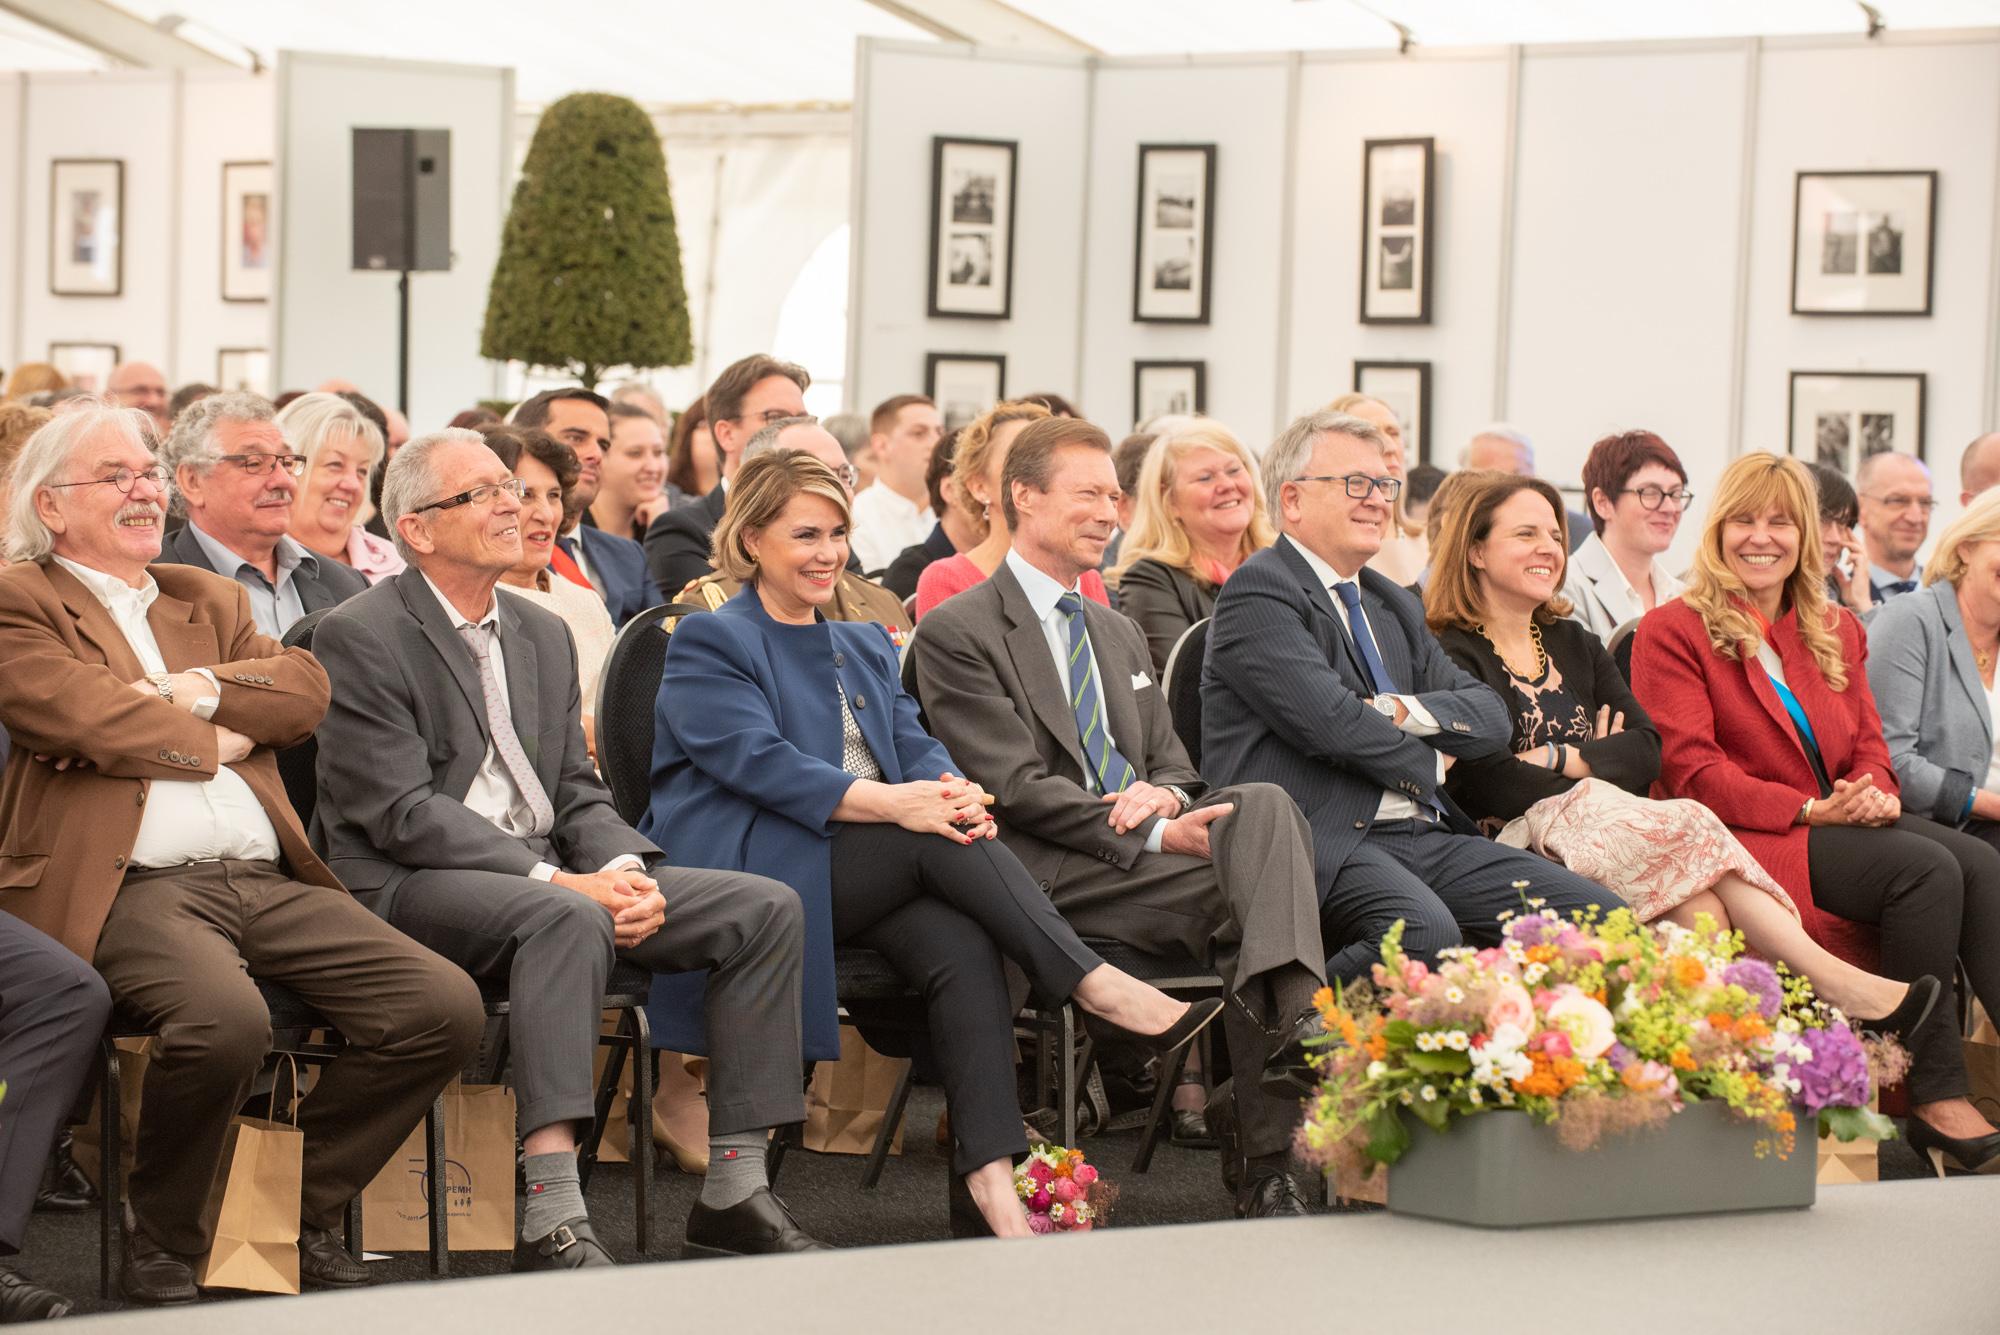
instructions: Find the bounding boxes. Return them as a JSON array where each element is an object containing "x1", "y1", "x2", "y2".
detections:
[{"x1": 368, "y1": 865, "x2": 806, "y2": 1138}]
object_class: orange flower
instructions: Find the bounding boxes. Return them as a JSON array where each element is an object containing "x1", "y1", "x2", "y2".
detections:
[
  {"x1": 1707, "y1": 1012, "x2": 1736, "y2": 1034},
  {"x1": 1333, "y1": 1011, "x2": 1364, "y2": 1052},
  {"x1": 1669, "y1": 1047, "x2": 1696, "y2": 1071},
  {"x1": 1670, "y1": 957, "x2": 1706, "y2": 988},
  {"x1": 1312, "y1": 986, "x2": 1336, "y2": 1017},
  {"x1": 1735, "y1": 1014, "x2": 1769, "y2": 1040},
  {"x1": 1364, "y1": 1034, "x2": 1387, "y2": 1062},
  {"x1": 1513, "y1": 1051, "x2": 1586, "y2": 1099},
  {"x1": 1525, "y1": 944, "x2": 1560, "y2": 965}
]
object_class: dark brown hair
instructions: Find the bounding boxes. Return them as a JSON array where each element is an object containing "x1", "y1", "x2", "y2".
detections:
[
  {"x1": 666, "y1": 394, "x2": 710, "y2": 497},
  {"x1": 512, "y1": 387, "x2": 609, "y2": 430},
  {"x1": 1579, "y1": 429, "x2": 1686, "y2": 536},
  {"x1": 927, "y1": 427, "x2": 961, "y2": 515},
  {"x1": 704, "y1": 354, "x2": 810, "y2": 429},
  {"x1": 1424, "y1": 474, "x2": 1574, "y2": 631},
  {"x1": 1000, "y1": 417, "x2": 1111, "y2": 528},
  {"x1": 477, "y1": 422, "x2": 582, "y2": 525}
]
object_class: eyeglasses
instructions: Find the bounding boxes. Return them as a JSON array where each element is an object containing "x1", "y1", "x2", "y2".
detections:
[
  {"x1": 1291, "y1": 473, "x2": 1403, "y2": 501},
  {"x1": 1861, "y1": 492, "x2": 1938, "y2": 514},
  {"x1": 1620, "y1": 485, "x2": 1695, "y2": 510},
  {"x1": 737, "y1": 408, "x2": 801, "y2": 428},
  {"x1": 416, "y1": 478, "x2": 528, "y2": 513},
  {"x1": 46, "y1": 466, "x2": 171, "y2": 495},
  {"x1": 215, "y1": 451, "x2": 307, "y2": 478}
]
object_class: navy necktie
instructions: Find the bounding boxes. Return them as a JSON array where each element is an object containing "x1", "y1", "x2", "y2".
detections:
[
  {"x1": 1333, "y1": 580, "x2": 1399, "y2": 695},
  {"x1": 1057, "y1": 592, "x2": 1134, "y2": 794}
]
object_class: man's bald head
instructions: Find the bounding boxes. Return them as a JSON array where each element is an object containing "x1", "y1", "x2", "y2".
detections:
[
  {"x1": 1855, "y1": 450, "x2": 1934, "y2": 574},
  {"x1": 1961, "y1": 431, "x2": 2000, "y2": 506},
  {"x1": 1463, "y1": 426, "x2": 1535, "y2": 476},
  {"x1": 744, "y1": 417, "x2": 853, "y2": 495},
  {"x1": 106, "y1": 361, "x2": 168, "y2": 431}
]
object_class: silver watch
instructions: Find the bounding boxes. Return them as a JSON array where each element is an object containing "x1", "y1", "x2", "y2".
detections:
[
  {"x1": 1162, "y1": 784, "x2": 1191, "y2": 816},
  {"x1": 1370, "y1": 695, "x2": 1398, "y2": 720},
  {"x1": 147, "y1": 671, "x2": 174, "y2": 704}
]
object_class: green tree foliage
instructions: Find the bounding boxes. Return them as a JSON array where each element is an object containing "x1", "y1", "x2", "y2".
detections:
[{"x1": 481, "y1": 92, "x2": 692, "y2": 388}]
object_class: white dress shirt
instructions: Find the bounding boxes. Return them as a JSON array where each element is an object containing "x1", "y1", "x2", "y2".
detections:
[
  {"x1": 53, "y1": 555, "x2": 283, "y2": 869},
  {"x1": 420, "y1": 573, "x2": 639, "y2": 882},
  {"x1": 1282, "y1": 536, "x2": 1443, "y2": 822},
  {"x1": 849, "y1": 484, "x2": 935, "y2": 575},
  {"x1": 1561, "y1": 532, "x2": 1685, "y2": 642},
  {"x1": 1005, "y1": 550, "x2": 1168, "y2": 852}
]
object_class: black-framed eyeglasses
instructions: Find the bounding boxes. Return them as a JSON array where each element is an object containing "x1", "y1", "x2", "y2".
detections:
[
  {"x1": 1291, "y1": 473, "x2": 1403, "y2": 501},
  {"x1": 416, "y1": 478, "x2": 529, "y2": 513},
  {"x1": 215, "y1": 451, "x2": 307, "y2": 478},
  {"x1": 46, "y1": 466, "x2": 171, "y2": 495},
  {"x1": 1620, "y1": 485, "x2": 1695, "y2": 510},
  {"x1": 737, "y1": 408, "x2": 800, "y2": 428}
]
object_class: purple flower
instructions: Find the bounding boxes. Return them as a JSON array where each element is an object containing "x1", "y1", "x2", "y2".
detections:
[
  {"x1": 1606, "y1": 1042, "x2": 1636, "y2": 1072},
  {"x1": 1793, "y1": 1025, "x2": 1871, "y2": 1113},
  {"x1": 1507, "y1": 916, "x2": 1550, "y2": 947},
  {"x1": 1723, "y1": 959, "x2": 1784, "y2": 1019}
]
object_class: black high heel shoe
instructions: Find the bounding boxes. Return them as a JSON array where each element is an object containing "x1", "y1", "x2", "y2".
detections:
[
  {"x1": 1904, "y1": 1115, "x2": 2000, "y2": 1177},
  {"x1": 1857, "y1": 974, "x2": 1943, "y2": 1043},
  {"x1": 1106, "y1": 996, "x2": 1224, "y2": 1059}
]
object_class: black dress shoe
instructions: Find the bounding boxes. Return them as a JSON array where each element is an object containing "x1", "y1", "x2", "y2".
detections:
[
  {"x1": 298, "y1": 1224, "x2": 370, "y2": 1288},
  {"x1": 1239, "y1": 1168, "x2": 1315, "y2": 1218},
  {"x1": 0, "y1": 1268, "x2": 71, "y2": 1320},
  {"x1": 35, "y1": 1132, "x2": 98, "y2": 1213},
  {"x1": 683, "y1": 1189, "x2": 831, "y2": 1258},
  {"x1": 1904, "y1": 1116, "x2": 2000, "y2": 1176},
  {"x1": 120, "y1": 1211, "x2": 198, "y2": 1307},
  {"x1": 1203, "y1": 1079, "x2": 1244, "y2": 1195},
  {"x1": 1857, "y1": 974, "x2": 1942, "y2": 1043},
  {"x1": 513, "y1": 1217, "x2": 615, "y2": 1272},
  {"x1": 1169, "y1": 1105, "x2": 1216, "y2": 1148},
  {"x1": 1259, "y1": 1008, "x2": 1325, "y2": 1101}
]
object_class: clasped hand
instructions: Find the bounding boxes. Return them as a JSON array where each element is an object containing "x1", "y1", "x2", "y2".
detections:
[
  {"x1": 1807, "y1": 773, "x2": 1900, "y2": 828},
  {"x1": 890, "y1": 774, "x2": 997, "y2": 845},
  {"x1": 1102, "y1": 781, "x2": 1230, "y2": 860},
  {"x1": 552, "y1": 867, "x2": 667, "y2": 947}
]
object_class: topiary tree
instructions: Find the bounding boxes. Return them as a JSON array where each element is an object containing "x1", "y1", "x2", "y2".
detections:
[{"x1": 481, "y1": 92, "x2": 692, "y2": 389}]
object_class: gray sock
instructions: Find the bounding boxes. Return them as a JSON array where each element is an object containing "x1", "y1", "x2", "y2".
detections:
[
  {"x1": 698, "y1": 1130, "x2": 768, "y2": 1210},
  {"x1": 521, "y1": 1151, "x2": 587, "y2": 1240}
]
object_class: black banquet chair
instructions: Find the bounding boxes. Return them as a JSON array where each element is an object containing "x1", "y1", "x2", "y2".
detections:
[{"x1": 1160, "y1": 617, "x2": 1210, "y2": 772}]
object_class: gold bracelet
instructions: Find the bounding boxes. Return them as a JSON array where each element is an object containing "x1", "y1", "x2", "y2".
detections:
[{"x1": 1800, "y1": 798, "x2": 1815, "y2": 826}]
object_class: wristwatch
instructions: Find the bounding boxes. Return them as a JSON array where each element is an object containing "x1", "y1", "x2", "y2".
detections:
[
  {"x1": 1161, "y1": 784, "x2": 1191, "y2": 817},
  {"x1": 147, "y1": 672, "x2": 174, "y2": 704},
  {"x1": 1370, "y1": 696, "x2": 1399, "y2": 721}
]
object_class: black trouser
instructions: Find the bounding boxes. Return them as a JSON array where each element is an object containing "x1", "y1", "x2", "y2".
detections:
[
  {"x1": 1808, "y1": 815, "x2": 2000, "y2": 1105},
  {"x1": 828, "y1": 823, "x2": 1100, "y2": 1175}
]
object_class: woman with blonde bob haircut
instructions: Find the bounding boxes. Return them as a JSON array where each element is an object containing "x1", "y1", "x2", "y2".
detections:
[
  {"x1": 1634, "y1": 452, "x2": 2000, "y2": 1175},
  {"x1": 646, "y1": 448, "x2": 1218, "y2": 1236},
  {"x1": 1109, "y1": 421, "x2": 1275, "y2": 672},
  {"x1": 280, "y1": 391, "x2": 404, "y2": 583}
]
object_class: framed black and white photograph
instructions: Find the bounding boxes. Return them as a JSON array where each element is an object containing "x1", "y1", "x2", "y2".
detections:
[
  {"x1": 1132, "y1": 360, "x2": 1206, "y2": 426},
  {"x1": 1354, "y1": 360, "x2": 1432, "y2": 465},
  {"x1": 221, "y1": 160, "x2": 273, "y2": 303},
  {"x1": 217, "y1": 347, "x2": 272, "y2": 398},
  {"x1": 49, "y1": 159, "x2": 124, "y2": 297},
  {"x1": 923, "y1": 352, "x2": 1007, "y2": 432},
  {"x1": 48, "y1": 342, "x2": 120, "y2": 394},
  {"x1": 1132, "y1": 143, "x2": 1215, "y2": 324},
  {"x1": 1787, "y1": 371, "x2": 1926, "y2": 471},
  {"x1": 1360, "y1": 138, "x2": 1433, "y2": 324},
  {"x1": 1791, "y1": 171, "x2": 1937, "y2": 316},
  {"x1": 927, "y1": 137, "x2": 1017, "y2": 320}
]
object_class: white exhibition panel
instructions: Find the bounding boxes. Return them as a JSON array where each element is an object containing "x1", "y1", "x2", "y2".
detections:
[
  {"x1": 848, "y1": 43, "x2": 1090, "y2": 419},
  {"x1": 0, "y1": 74, "x2": 19, "y2": 372},
  {"x1": 1081, "y1": 58, "x2": 1292, "y2": 438},
  {"x1": 177, "y1": 71, "x2": 274, "y2": 392},
  {"x1": 276, "y1": 51, "x2": 512, "y2": 430},
  {"x1": 1286, "y1": 51, "x2": 1513, "y2": 463}
]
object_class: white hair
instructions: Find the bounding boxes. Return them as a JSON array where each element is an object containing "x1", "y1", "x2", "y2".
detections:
[
  {"x1": 1261, "y1": 410, "x2": 1385, "y2": 532},
  {"x1": 380, "y1": 428, "x2": 490, "y2": 561},
  {"x1": 4, "y1": 401, "x2": 159, "y2": 563},
  {"x1": 1462, "y1": 423, "x2": 1534, "y2": 470},
  {"x1": 741, "y1": 415, "x2": 820, "y2": 463},
  {"x1": 277, "y1": 392, "x2": 385, "y2": 480},
  {"x1": 159, "y1": 390, "x2": 276, "y2": 515}
]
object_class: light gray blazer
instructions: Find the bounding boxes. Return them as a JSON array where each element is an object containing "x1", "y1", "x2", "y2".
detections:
[
  {"x1": 1561, "y1": 531, "x2": 1685, "y2": 643},
  {"x1": 1864, "y1": 579, "x2": 1993, "y2": 826}
]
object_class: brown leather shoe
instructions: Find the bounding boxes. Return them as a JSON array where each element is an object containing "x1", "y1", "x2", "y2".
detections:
[
  {"x1": 683, "y1": 1189, "x2": 830, "y2": 1257},
  {"x1": 298, "y1": 1224, "x2": 370, "y2": 1288},
  {"x1": 120, "y1": 1209, "x2": 197, "y2": 1307}
]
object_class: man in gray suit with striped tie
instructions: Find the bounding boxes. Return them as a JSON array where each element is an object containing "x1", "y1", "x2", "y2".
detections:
[{"x1": 913, "y1": 416, "x2": 1330, "y2": 1218}]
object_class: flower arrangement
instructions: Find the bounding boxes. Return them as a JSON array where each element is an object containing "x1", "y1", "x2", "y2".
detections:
[
  {"x1": 1296, "y1": 902, "x2": 1903, "y2": 1192},
  {"x1": 1014, "y1": 1143, "x2": 1113, "y2": 1233}
]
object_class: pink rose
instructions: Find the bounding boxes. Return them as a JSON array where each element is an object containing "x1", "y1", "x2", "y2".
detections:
[
  {"x1": 1054, "y1": 1178, "x2": 1082, "y2": 1204},
  {"x1": 1544, "y1": 989, "x2": 1617, "y2": 1060},
  {"x1": 1025, "y1": 1160, "x2": 1054, "y2": 1184},
  {"x1": 1073, "y1": 1163, "x2": 1098, "y2": 1187},
  {"x1": 1529, "y1": 1029, "x2": 1573, "y2": 1059},
  {"x1": 1402, "y1": 960, "x2": 1431, "y2": 990},
  {"x1": 1485, "y1": 982, "x2": 1535, "y2": 1033},
  {"x1": 1072, "y1": 1220, "x2": 1093, "y2": 1232},
  {"x1": 1029, "y1": 1187, "x2": 1051, "y2": 1211},
  {"x1": 1027, "y1": 1212, "x2": 1053, "y2": 1234}
]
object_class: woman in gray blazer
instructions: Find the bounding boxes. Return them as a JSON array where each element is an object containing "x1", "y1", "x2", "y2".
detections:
[{"x1": 1866, "y1": 488, "x2": 2000, "y2": 852}]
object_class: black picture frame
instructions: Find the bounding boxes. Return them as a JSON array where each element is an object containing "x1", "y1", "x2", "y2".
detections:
[
  {"x1": 1790, "y1": 170, "x2": 1937, "y2": 317},
  {"x1": 1353, "y1": 359, "x2": 1433, "y2": 466},
  {"x1": 221, "y1": 159, "x2": 273, "y2": 304},
  {"x1": 49, "y1": 158, "x2": 125, "y2": 298},
  {"x1": 1131, "y1": 360, "x2": 1207, "y2": 426},
  {"x1": 1786, "y1": 370, "x2": 1928, "y2": 469},
  {"x1": 1132, "y1": 143, "x2": 1216, "y2": 325},
  {"x1": 47, "y1": 341, "x2": 121, "y2": 393},
  {"x1": 1359, "y1": 137, "x2": 1434, "y2": 325},
  {"x1": 924, "y1": 352, "x2": 1008, "y2": 432},
  {"x1": 217, "y1": 347, "x2": 272, "y2": 398},
  {"x1": 926, "y1": 136, "x2": 1018, "y2": 321}
]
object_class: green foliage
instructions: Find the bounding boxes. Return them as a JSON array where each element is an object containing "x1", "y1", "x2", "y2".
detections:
[{"x1": 480, "y1": 92, "x2": 693, "y2": 388}]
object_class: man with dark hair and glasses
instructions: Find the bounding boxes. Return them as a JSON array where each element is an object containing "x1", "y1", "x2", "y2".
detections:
[
  {"x1": 1203, "y1": 410, "x2": 1620, "y2": 985},
  {"x1": 156, "y1": 390, "x2": 368, "y2": 635},
  {"x1": 1855, "y1": 450, "x2": 1936, "y2": 604}
]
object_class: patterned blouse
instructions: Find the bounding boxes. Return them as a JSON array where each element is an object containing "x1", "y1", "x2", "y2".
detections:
[
  {"x1": 837, "y1": 683, "x2": 882, "y2": 781},
  {"x1": 1501, "y1": 654, "x2": 1592, "y2": 751}
]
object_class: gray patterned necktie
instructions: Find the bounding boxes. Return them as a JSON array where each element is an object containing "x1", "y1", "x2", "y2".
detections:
[{"x1": 457, "y1": 622, "x2": 555, "y2": 837}]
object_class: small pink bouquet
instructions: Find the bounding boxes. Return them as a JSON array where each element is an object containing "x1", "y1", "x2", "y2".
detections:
[{"x1": 1014, "y1": 1143, "x2": 1114, "y2": 1233}]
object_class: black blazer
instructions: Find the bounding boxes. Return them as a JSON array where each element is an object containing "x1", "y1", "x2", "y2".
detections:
[
  {"x1": 643, "y1": 482, "x2": 728, "y2": 599},
  {"x1": 157, "y1": 522, "x2": 369, "y2": 619},
  {"x1": 1434, "y1": 617, "x2": 1660, "y2": 823},
  {"x1": 883, "y1": 523, "x2": 954, "y2": 602},
  {"x1": 1115, "y1": 557, "x2": 1216, "y2": 676}
]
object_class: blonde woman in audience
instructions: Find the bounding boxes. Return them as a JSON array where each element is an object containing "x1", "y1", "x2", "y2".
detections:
[
  {"x1": 1108, "y1": 420, "x2": 1275, "y2": 674},
  {"x1": 1563, "y1": 429, "x2": 1690, "y2": 640},
  {"x1": 1325, "y1": 392, "x2": 1426, "y2": 584},
  {"x1": 2, "y1": 364, "x2": 65, "y2": 403},
  {"x1": 0, "y1": 404, "x2": 54, "y2": 554},
  {"x1": 280, "y1": 392, "x2": 405, "y2": 583}
]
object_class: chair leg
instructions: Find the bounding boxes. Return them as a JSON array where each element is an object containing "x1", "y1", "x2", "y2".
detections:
[
  {"x1": 344, "y1": 1195, "x2": 364, "y2": 1257},
  {"x1": 99, "y1": 1041, "x2": 120, "y2": 1302},
  {"x1": 1058, "y1": 1004, "x2": 1079, "y2": 1149},
  {"x1": 425, "y1": 1093, "x2": 450, "y2": 1278},
  {"x1": 1131, "y1": 1039, "x2": 1193, "y2": 1174},
  {"x1": 626, "y1": 1005, "x2": 654, "y2": 1257},
  {"x1": 580, "y1": 1012, "x2": 631, "y2": 1193},
  {"x1": 860, "y1": 1061, "x2": 914, "y2": 1190}
]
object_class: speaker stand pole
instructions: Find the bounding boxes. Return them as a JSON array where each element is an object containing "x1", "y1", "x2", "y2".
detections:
[{"x1": 396, "y1": 269, "x2": 412, "y2": 417}]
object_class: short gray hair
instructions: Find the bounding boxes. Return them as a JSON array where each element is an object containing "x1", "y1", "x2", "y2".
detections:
[
  {"x1": 1261, "y1": 410, "x2": 1385, "y2": 532},
  {"x1": 1462, "y1": 423, "x2": 1534, "y2": 470},
  {"x1": 160, "y1": 390, "x2": 276, "y2": 515},
  {"x1": 819, "y1": 412, "x2": 868, "y2": 461},
  {"x1": 276, "y1": 392, "x2": 386, "y2": 480},
  {"x1": 741, "y1": 415, "x2": 819, "y2": 463},
  {"x1": 5, "y1": 401, "x2": 158, "y2": 563},
  {"x1": 380, "y1": 428, "x2": 489, "y2": 561}
]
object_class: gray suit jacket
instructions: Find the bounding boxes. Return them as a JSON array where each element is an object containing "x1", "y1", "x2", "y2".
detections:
[
  {"x1": 910, "y1": 562, "x2": 1203, "y2": 888},
  {"x1": 1200, "y1": 539, "x2": 1510, "y2": 882},
  {"x1": 157, "y1": 521, "x2": 369, "y2": 618},
  {"x1": 309, "y1": 567, "x2": 657, "y2": 911},
  {"x1": 1865, "y1": 579, "x2": 1991, "y2": 825}
]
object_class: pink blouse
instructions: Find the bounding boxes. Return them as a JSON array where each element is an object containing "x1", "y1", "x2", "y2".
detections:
[
  {"x1": 345, "y1": 525, "x2": 407, "y2": 584},
  {"x1": 914, "y1": 553, "x2": 1109, "y2": 620}
]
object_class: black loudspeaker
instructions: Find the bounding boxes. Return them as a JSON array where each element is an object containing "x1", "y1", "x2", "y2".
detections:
[{"x1": 351, "y1": 128, "x2": 451, "y2": 272}]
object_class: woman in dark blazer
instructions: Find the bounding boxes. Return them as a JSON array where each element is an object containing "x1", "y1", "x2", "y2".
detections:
[
  {"x1": 1633, "y1": 453, "x2": 2000, "y2": 1174},
  {"x1": 642, "y1": 450, "x2": 1219, "y2": 1235},
  {"x1": 1108, "y1": 422, "x2": 1275, "y2": 674}
]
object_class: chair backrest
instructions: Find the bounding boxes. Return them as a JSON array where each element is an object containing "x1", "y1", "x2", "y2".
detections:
[
  {"x1": 596, "y1": 602, "x2": 707, "y2": 826},
  {"x1": 276, "y1": 608, "x2": 332, "y2": 826},
  {"x1": 1160, "y1": 617, "x2": 1210, "y2": 770},
  {"x1": 1607, "y1": 615, "x2": 1642, "y2": 685},
  {"x1": 901, "y1": 591, "x2": 918, "y2": 620}
]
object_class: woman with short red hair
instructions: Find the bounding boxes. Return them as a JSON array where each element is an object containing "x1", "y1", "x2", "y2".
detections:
[{"x1": 1563, "y1": 429, "x2": 1691, "y2": 640}]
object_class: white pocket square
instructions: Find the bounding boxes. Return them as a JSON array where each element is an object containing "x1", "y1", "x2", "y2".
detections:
[{"x1": 1131, "y1": 671, "x2": 1153, "y2": 689}]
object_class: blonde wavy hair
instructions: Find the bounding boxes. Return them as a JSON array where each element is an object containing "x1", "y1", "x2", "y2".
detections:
[
  {"x1": 1684, "y1": 452, "x2": 1846, "y2": 690},
  {"x1": 1109, "y1": 421, "x2": 1274, "y2": 586},
  {"x1": 1924, "y1": 485, "x2": 2000, "y2": 590},
  {"x1": 951, "y1": 399, "x2": 1052, "y2": 524}
]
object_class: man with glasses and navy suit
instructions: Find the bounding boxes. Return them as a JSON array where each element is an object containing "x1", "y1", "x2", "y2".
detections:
[
  {"x1": 155, "y1": 392, "x2": 369, "y2": 634},
  {"x1": 1202, "y1": 410, "x2": 1622, "y2": 989}
]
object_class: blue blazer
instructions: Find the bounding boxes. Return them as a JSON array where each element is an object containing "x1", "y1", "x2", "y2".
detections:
[
  {"x1": 569, "y1": 525, "x2": 662, "y2": 628},
  {"x1": 1199, "y1": 539, "x2": 1510, "y2": 883},
  {"x1": 640, "y1": 586, "x2": 954, "y2": 1060}
]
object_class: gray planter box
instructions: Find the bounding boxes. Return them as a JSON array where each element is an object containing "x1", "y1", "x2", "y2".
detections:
[{"x1": 1386, "y1": 1101, "x2": 1816, "y2": 1227}]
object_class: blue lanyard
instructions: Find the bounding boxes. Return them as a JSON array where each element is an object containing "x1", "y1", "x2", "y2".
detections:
[{"x1": 1763, "y1": 670, "x2": 1822, "y2": 757}]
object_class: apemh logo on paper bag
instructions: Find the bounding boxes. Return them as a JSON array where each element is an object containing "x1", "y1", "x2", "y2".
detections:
[{"x1": 392, "y1": 1155, "x2": 475, "y2": 1223}]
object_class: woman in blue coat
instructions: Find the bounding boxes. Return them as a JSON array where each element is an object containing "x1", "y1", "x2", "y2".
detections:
[{"x1": 642, "y1": 448, "x2": 1218, "y2": 1236}]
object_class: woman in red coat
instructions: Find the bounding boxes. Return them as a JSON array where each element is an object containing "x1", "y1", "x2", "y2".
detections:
[{"x1": 1633, "y1": 452, "x2": 2000, "y2": 1174}]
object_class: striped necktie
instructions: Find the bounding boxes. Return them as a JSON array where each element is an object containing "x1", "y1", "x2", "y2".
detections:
[{"x1": 1057, "y1": 592, "x2": 1134, "y2": 794}]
